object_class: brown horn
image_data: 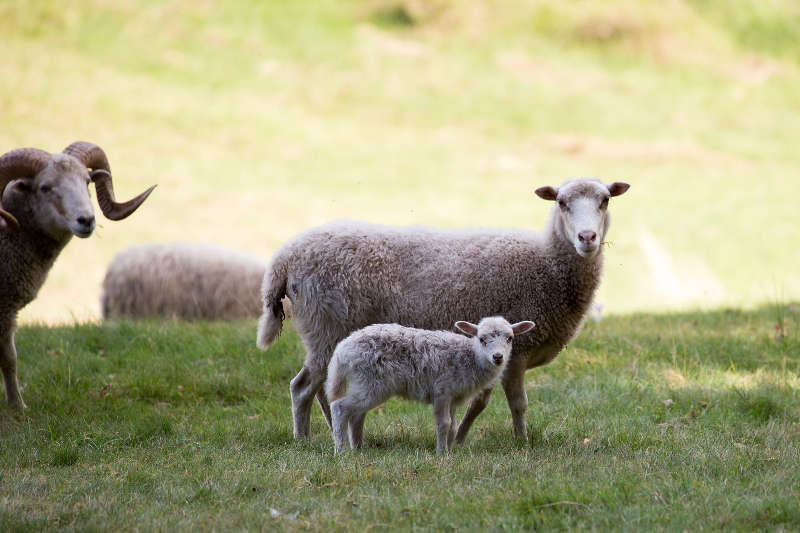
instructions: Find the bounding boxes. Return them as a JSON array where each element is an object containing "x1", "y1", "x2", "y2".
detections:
[
  {"x1": 63, "y1": 141, "x2": 156, "y2": 221},
  {"x1": 0, "y1": 147, "x2": 52, "y2": 231}
]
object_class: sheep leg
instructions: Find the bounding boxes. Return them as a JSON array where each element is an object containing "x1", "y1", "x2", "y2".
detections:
[
  {"x1": 453, "y1": 386, "x2": 493, "y2": 445},
  {"x1": 290, "y1": 366, "x2": 325, "y2": 440},
  {"x1": 316, "y1": 389, "x2": 333, "y2": 430},
  {"x1": 348, "y1": 412, "x2": 367, "y2": 449},
  {"x1": 330, "y1": 397, "x2": 354, "y2": 454},
  {"x1": 501, "y1": 355, "x2": 529, "y2": 443},
  {"x1": 447, "y1": 403, "x2": 457, "y2": 448},
  {"x1": 433, "y1": 397, "x2": 452, "y2": 455},
  {"x1": 1, "y1": 327, "x2": 25, "y2": 410}
]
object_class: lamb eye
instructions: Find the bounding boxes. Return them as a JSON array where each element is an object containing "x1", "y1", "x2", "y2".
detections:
[
  {"x1": 479, "y1": 337, "x2": 487, "y2": 345},
  {"x1": 600, "y1": 198, "x2": 609, "y2": 209},
  {"x1": 40, "y1": 185, "x2": 52, "y2": 193},
  {"x1": 558, "y1": 199, "x2": 566, "y2": 209},
  {"x1": 506, "y1": 336, "x2": 512, "y2": 343}
]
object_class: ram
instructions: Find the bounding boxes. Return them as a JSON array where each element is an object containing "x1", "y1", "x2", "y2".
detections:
[
  {"x1": 0, "y1": 142, "x2": 154, "y2": 409},
  {"x1": 258, "y1": 178, "x2": 630, "y2": 443}
]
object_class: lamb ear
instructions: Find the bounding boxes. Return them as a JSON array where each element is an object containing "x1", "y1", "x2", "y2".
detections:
[
  {"x1": 511, "y1": 321, "x2": 535, "y2": 335},
  {"x1": 535, "y1": 186, "x2": 558, "y2": 201},
  {"x1": 454, "y1": 321, "x2": 478, "y2": 337},
  {"x1": 607, "y1": 182, "x2": 630, "y2": 197}
]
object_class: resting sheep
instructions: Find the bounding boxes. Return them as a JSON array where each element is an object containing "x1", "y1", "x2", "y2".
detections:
[
  {"x1": 0, "y1": 142, "x2": 155, "y2": 409},
  {"x1": 257, "y1": 178, "x2": 630, "y2": 443},
  {"x1": 101, "y1": 242, "x2": 271, "y2": 321},
  {"x1": 326, "y1": 317, "x2": 535, "y2": 455}
]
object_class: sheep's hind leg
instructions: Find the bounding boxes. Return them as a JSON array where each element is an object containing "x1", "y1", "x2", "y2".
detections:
[
  {"x1": 0, "y1": 326, "x2": 25, "y2": 410},
  {"x1": 316, "y1": 389, "x2": 333, "y2": 430},
  {"x1": 330, "y1": 398, "x2": 354, "y2": 454},
  {"x1": 349, "y1": 412, "x2": 366, "y2": 449},
  {"x1": 290, "y1": 366, "x2": 325, "y2": 440},
  {"x1": 453, "y1": 387, "x2": 493, "y2": 445}
]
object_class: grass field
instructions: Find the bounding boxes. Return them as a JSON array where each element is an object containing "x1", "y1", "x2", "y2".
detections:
[
  {"x1": 1, "y1": 305, "x2": 798, "y2": 530},
  {"x1": 0, "y1": 0, "x2": 798, "y2": 322},
  {"x1": 2, "y1": 1, "x2": 800, "y2": 530}
]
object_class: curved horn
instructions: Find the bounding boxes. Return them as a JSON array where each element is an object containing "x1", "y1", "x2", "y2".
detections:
[
  {"x1": 63, "y1": 141, "x2": 155, "y2": 221},
  {"x1": 0, "y1": 147, "x2": 52, "y2": 231}
]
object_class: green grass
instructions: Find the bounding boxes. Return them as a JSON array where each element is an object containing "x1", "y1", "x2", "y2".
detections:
[
  {"x1": 2, "y1": 305, "x2": 798, "y2": 530},
  {"x1": 0, "y1": 0, "x2": 798, "y2": 322},
  {"x1": 1, "y1": 3, "x2": 799, "y2": 527}
]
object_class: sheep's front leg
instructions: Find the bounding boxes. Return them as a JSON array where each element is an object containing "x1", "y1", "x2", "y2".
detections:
[
  {"x1": 1, "y1": 326, "x2": 25, "y2": 410},
  {"x1": 433, "y1": 397, "x2": 452, "y2": 455},
  {"x1": 447, "y1": 403, "x2": 458, "y2": 448},
  {"x1": 501, "y1": 355, "x2": 529, "y2": 442},
  {"x1": 453, "y1": 386, "x2": 493, "y2": 444},
  {"x1": 290, "y1": 366, "x2": 325, "y2": 440}
]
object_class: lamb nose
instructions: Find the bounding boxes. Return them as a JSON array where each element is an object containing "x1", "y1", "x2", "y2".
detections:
[
  {"x1": 578, "y1": 231, "x2": 597, "y2": 243},
  {"x1": 493, "y1": 354, "x2": 503, "y2": 364}
]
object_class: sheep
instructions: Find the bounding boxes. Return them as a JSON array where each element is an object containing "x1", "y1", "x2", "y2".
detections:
[
  {"x1": 101, "y1": 242, "x2": 276, "y2": 321},
  {"x1": 257, "y1": 178, "x2": 630, "y2": 443},
  {"x1": 0, "y1": 142, "x2": 155, "y2": 409},
  {"x1": 326, "y1": 317, "x2": 535, "y2": 455}
]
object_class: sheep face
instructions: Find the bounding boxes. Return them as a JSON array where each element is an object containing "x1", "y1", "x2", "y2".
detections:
[
  {"x1": 455, "y1": 317, "x2": 536, "y2": 368},
  {"x1": 536, "y1": 178, "x2": 630, "y2": 259},
  {"x1": 2, "y1": 154, "x2": 95, "y2": 240}
]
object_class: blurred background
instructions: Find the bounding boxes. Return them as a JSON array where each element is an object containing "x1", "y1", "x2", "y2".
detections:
[{"x1": 2, "y1": 0, "x2": 798, "y2": 324}]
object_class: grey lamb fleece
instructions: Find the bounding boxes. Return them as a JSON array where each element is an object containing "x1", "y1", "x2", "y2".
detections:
[
  {"x1": 101, "y1": 242, "x2": 272, "y2": 321},
  {"x1": 326, "y1": 317, "x2": 534, "y2": 455},
  {"x1": 257, "y1": 178, "x2": 630, "y2": 443}
]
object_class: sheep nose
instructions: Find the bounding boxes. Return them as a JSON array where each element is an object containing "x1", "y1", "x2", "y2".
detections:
[
  {"x1": 578, "y1": 231, "x2": 597, "y2": 244},
  {"x1": 76, "y1": 215, "x2": 95, "y2": 228},
  {"x1": 492, "y1": 354, "x2": 504, "y2": 365}
]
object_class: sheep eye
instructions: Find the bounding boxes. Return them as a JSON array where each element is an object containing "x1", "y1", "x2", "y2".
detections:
[
  {"x1": 506, "y1": 336, "x2": 512, "y2": 343},
  {"x1": 558, "y1": 199, "x2": 566, "y2": 209},
  {"x1": 600, "y1": 198, "x2": 609, "y2": 209},
  {"x1": 40, "y1": 185, "x2": 52, "y2": 193},
  {"x1": 479, "y1": 337, "x2": 487, "y2": 345}
]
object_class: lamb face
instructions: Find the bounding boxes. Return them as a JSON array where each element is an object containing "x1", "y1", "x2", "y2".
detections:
[
  {"x1": 455, "y1": 316, "x2": 536, "y2": 369},
  {"x1": 535, "y1": 179, "x2": 630, "y2": 259}
]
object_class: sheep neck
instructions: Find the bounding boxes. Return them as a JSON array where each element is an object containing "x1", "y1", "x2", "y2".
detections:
[{"x1": 0, "y1": 223, "x2": 70, "y2": 320}]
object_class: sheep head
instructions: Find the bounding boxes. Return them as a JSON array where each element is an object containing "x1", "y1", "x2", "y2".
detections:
[
  {"x1": 0, "y1": 142, "x2": 155, "y2": 237},
  {"x1": 535, "y1": 178, "x2": 630, "y2": 259}
]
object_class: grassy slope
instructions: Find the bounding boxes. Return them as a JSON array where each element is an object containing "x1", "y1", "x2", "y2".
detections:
[
  {"x1": 1, "y1": 306, "x2": 798, "y2": 530},
  {"x1": 0, "y1": 0, "x2": 798, "y2": 322}
]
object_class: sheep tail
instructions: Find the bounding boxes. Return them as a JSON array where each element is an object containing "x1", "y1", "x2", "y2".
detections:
[
  {"x1": 256, "y1": 255, "x2": 288, "y2": 351},
  {"x1": 325, "y1": 352, "x2": 348, "y2": 402}
]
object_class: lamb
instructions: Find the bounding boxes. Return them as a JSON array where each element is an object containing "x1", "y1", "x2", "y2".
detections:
[
  {"x1": 101, "y1": 242, "x2": 274, "y2": 321},
  {"x1": 257, "y1": 178, "x2": 630, "y2": 444},
  {"x1": 0, "y1": 142, "x2": 155, "y2": 409},
  {"x1": 326, "y1": 317, "x2": 535, "y2": 455}
]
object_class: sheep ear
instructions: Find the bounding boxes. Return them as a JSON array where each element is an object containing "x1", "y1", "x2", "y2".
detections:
[
  {"x1": 454, "y1": 321, "x2": 478, "y2": 337},
  {"x1": 535, "y1": 186, "x2": 558, "y2": 201},
  {"x1": 607, "y1": 182, "x2": 630, "y2": 197},
  {"x1": 511, "y1": 321, "x2": 535, "y2": 335}
]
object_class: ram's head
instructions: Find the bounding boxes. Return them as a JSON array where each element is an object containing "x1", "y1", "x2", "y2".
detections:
[{"x1": 0, "y1": 142, "x2": 155, "y2": 238}]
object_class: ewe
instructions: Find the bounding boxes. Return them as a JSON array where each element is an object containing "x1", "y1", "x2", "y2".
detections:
[
  {"x1": 101, "y1": 242, "x2": 268, "y2": 321},
  {"x1": 0, "y1": 142, "x2": 154, "y2": 409},
  {"x1": 326, "y1": 317, "x2": 535, "y2": 455},
  {"x1": 257, "y1": 178, "x2": 629, "y2": 443}
]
